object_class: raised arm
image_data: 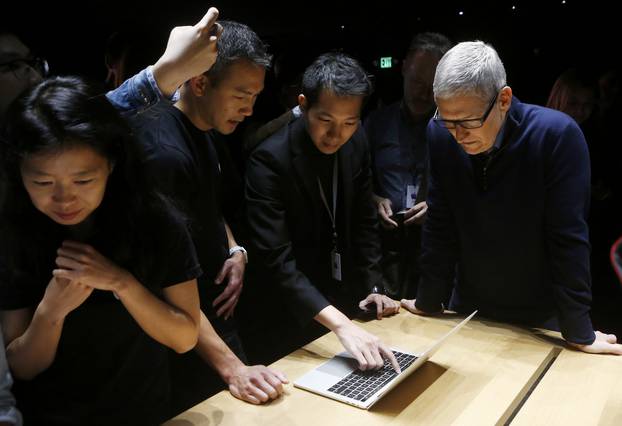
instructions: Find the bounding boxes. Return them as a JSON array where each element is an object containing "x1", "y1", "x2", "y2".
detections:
[
  {"x1": 152, "y1": 6, "x2": 222, "y2": 97},
  {"x1": 106, "y1": 7, "x2": 222, "y2": 115}
]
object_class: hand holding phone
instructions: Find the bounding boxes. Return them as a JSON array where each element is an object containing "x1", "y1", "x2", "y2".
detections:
[{"x1": 391, "y1": 210, "x2": 407, "y2": 226}]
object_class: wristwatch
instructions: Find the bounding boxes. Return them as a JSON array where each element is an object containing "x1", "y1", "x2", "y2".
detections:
[
  {"x1": 371, "y1": 285, "x2": 385, "y2": 295},
  {"x1": 229, "y1": 245, "x2": 248, "y2": 264}
]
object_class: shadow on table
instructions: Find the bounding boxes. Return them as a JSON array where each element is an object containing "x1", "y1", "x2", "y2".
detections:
[
  {"x1": 165, "y1": 406, "x2": 224, "y2": 426},
  {"x1": 370, "y1": 361, "x2": 447, "y2": 415}
]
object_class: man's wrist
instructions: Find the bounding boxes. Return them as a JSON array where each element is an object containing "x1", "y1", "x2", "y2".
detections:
[
  {"x1": 229, "y1": 245, "x2": 248, "y2": 264},
  {"x1": 219, "y1": 356, "x2": 246, "y2": 383},
  {"x1": 370, "y1": 285, "x2": 385, "y2": 295},
  {"x1": 114, "y1": 272, "x2": 139, "y2": 298},
  {"x1": 151, "y1": 61, "x2": 179, "y2": 98},
  {"x1": 36, "y1": 300, "x2": 66, "y2": 326}
]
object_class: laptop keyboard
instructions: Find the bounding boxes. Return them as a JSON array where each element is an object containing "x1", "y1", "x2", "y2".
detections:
[{"x1": 326, "y1": 351, "x2": 418, "y2": 402}]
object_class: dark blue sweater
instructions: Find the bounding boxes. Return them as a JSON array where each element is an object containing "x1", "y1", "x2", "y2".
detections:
[{"x1": 416, "y1": 98, "x2": 595, "y2": 345}]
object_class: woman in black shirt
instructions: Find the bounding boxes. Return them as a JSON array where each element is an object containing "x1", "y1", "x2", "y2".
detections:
[{"x1": 0, "y1": 76, "x2": 202, "y2": 425}]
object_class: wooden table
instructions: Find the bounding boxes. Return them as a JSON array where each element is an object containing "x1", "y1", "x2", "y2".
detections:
[
  {"x1": 511, "y1": 333, "x2": 622, "y2": 426},
  {"x1": 166, "y1": 311, "x2": 589, "y2": 426}
]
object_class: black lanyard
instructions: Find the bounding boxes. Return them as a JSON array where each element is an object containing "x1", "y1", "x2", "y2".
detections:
[{"x1": 317, "y1": 156, "x2": 338, "y2": 247}]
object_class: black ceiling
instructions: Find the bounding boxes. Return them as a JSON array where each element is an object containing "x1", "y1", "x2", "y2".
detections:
[{"x1": 3, "y1": 0, "x2": 614, "y2": 104}]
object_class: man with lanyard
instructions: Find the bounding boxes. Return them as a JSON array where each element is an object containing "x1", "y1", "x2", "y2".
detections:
[{"x1": 246, "y1": 52, "x2": 401, "y2": 371}]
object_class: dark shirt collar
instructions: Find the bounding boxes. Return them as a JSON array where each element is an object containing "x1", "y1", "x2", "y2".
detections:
[
  {"x1": 300, "y1": 121, "x2": 336, "y2": 175},
  {"x1": 486, "y1": 115, "x2": 508, "y2": 154}
]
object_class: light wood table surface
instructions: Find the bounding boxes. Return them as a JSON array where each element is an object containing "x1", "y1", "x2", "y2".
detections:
[
  {"x1": 511, "y1": 332, "x2": 622, "y2": 426},
  {"x1": 165, "y1": 311, "x2": 564, "y2": 426}
]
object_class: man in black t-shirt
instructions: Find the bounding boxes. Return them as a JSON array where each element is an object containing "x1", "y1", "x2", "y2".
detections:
[{"x1": 133, "y1": 21, "x2": 287, "y2": 413}]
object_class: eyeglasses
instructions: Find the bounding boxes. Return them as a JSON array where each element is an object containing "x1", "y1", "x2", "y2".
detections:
[
  {"x1": 0, "y1": 56, "x2": 49, "y2": 80},
  {"x1": 433, "y1": 92, "x2": 499, "y2": 129}
]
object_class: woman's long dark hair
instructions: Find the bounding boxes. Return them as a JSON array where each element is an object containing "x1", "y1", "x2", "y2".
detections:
[{"x1": 0, "y1": 76, "x2": 185, "y2": 287}]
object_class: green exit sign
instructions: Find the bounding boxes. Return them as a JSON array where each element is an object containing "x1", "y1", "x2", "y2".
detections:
[{"x1": 380, "y1": 57, "x2": 393, "y2": 69}]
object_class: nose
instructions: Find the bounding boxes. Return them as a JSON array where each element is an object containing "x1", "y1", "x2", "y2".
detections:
[
  {"x1": 240, "y1": 98, "x2": 255, "y2": 117},
  {"x1": 454, "y1": 125, "x2": 469, "y2": 141},
  {"x1": 326, "y1": 123, "x2": 344, "y2": 142},
  {"x1": 52, "y1": 185, "x2": 76, "y2": 205}
]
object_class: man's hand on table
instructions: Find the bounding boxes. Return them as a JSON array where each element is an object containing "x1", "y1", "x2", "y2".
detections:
[
  {"x1": 402, "y1": 302, "x2": 622, "y2": 356},
  {"x1": 400, "y1": 299, "x2": 443, "y2": 316},
  {"x1": 358, "y1": 293, "x2": 400, "y2": 320},
  {"x1": 227, "y1": 364, "x2": 289, "y2": 404},
  {"x1": 568, "y1": 330, "x2": 622, "y2": 355}
]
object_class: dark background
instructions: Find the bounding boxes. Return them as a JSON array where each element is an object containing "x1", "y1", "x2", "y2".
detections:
[{"x1": 3, "y1": 0, "x2": 616, "y2": 105}]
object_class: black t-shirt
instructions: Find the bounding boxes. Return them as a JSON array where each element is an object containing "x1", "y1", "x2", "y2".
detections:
[
  {"x1": 132, "y1": 106, "x2": 229, "y2": 305},
  {"x1": 0, "y1": 212, "x2": 202, "y2": 426}
]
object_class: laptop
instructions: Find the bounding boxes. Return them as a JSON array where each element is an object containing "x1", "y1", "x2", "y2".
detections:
[{"x1": 294, "y1": 311, "x2": 477, "y2": 409}]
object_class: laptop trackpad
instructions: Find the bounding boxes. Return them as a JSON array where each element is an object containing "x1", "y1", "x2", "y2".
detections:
[{"x1": 317, "y1": 352, "x2": 359, "y2": 377}]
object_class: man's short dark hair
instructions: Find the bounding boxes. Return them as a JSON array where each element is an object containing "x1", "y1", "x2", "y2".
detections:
[
  {"x1": 206, "y1": 20, "x2": 272, "y2": 85},
  {"x1": 408, "y1": 32, "x2": 453, "y2": 58},
  {"x1": 301, "y1": 52, "x2": 373, "y2": 108}
]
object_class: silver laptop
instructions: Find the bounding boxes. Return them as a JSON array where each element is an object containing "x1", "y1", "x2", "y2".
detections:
[{"x1": 294, "y1": 311, "x2": 477, "y2": 409}]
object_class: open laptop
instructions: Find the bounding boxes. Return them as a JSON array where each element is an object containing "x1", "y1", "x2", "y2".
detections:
[{"x1": 294, "y1": 311, "x2": 477, "y2": 409}]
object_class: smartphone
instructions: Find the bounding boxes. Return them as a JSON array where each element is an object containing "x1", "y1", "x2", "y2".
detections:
[{"x1": 391, "y1": 210, "x2": 407, "y2": 226}]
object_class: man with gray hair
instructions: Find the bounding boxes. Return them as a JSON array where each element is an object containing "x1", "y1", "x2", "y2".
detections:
[
  {"x1": 401, "y1": 41, "x2": 622, "y2": 355},
  {"x1": 365, "y1": 32, "x2": 453, "y2": 301}
]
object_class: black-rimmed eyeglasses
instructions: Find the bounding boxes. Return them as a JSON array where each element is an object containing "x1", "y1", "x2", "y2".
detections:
[
  {"x1": 0, "y1": 56, "x2": 49, "y2": 80},
  {"x1": 433, "y1": 92, "x2": 499, "y2": 129}
]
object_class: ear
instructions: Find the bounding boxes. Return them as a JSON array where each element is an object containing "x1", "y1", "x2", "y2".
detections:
[
  {"x1": 298, "y1": 94, "x2": 308, "y2": 111},
  {"x1": 188, "y1": 74, "x2": 209, "y2": 97},
  {"x1": 499, "y1": 86, "x2": 513, "y2": 112}
]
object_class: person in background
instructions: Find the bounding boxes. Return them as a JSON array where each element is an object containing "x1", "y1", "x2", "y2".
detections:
[
  {"x1": 365, "y1": 32, "x2": 452, "y2": 301},
  {"x1": 546, "y1": 67, "x2": 597, "y2": 126},
  {"x1": 0, "y1": 32, "x2": 48, "y2": 121}
]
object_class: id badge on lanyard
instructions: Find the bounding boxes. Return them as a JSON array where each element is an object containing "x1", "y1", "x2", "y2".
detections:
[
  {"x1": 318, "y1": 157, "x2": 342, "y2": 282},
  {"x1": 331, "y1": 249, "x2": 342, "y2": 281},
  {"x1": 405, "y1": 184, "x2": 417, "y2": 209}
]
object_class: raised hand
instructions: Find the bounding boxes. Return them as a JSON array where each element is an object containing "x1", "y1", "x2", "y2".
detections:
[{"x1": 152, "y1": 6, "x2": 223, "y2": 97}]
